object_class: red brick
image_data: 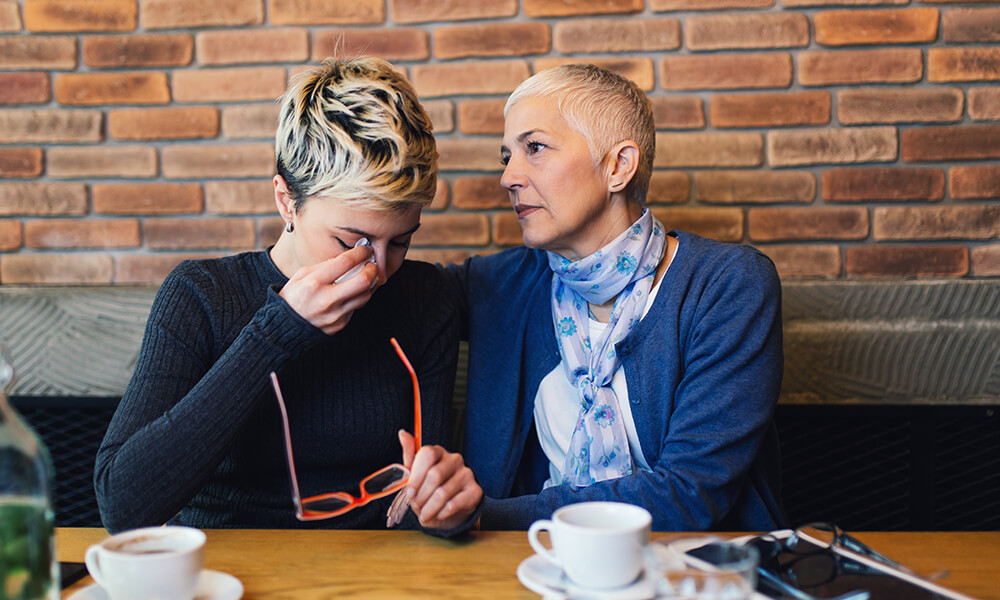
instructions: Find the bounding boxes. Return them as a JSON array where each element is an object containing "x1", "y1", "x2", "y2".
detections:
[
  {"x1": 0, "y1": 219, "x2": 21, "y2": 250},
  {"x1": 24, "y1": 0, "x2": 136, "y2": 32},
  {"x1": 0, "y1": 2, "x2": 21, "y2": 31},
  {"x1": 971, "y1": 244, "x2": 1000, "y2": 276},
  {"x1": 751, "y1": 206, "x2": 869, "y2": 242},
  {"x1": 0, "y1": 108, "x2": 102, "y2": 143},
  {"x1": 452, "y1": 176, "x2": 506, "y2": 210},
  {"x1": 846, "y1": 245, "x2": 968, "y2": 278},
  {"x1": 0, "y1": 72, "x2": 50, "y2": 105},
  {"x1": 115, "y1": 253, "x2": 223, "y2": 284},
  {"x1": 93, "y1": 183, "x2": 203, "y2": 214},
  {"x1": 423, "y1": 100, "x2": 454, "y2": 134},
  {"x1": 654, "y1": 132, "x2": 763, "y2": 168},
  {"x1": 83, "y1": 33, "x2": 192, "y2": 68},
  {"x1": 221, "y1": 104, "x2": 278, "y2": 140},
  {"x1": 874, "y1": 205, "x2": 1000, "y2": 240},
  {"x1": 406, "y1": 249, "x2": 470, "y2": 266},
  {"x1": 493, "y1": 212, "x2": 522, "y2": 246},
  {"x1": 755, "y1": 244, "x2": 842, "y2": 279},
  {"x1": 312, "y1": 28, "x2": 428, "y2": 62},
  {"x1": 554, "y1": 18, "x2": 680, "y2": 53},
  {"x1": 799, "y1": 49, "x2": 922, "y2": 86},
  {"x1": 205, "y1": 180, "x2": 274, "y2": 214},
  {"x1": 969, "y1": 88, "x2": 1000, "y2": 121},
  {"x1": 411, "y1": 213, "x2": 490, "y2": 246},
  {"x1": 902, "y1": 125, "x2": 1000, "y2": 162},
  {"x1": 535, "y1": 57, "x2": 654, "y2": 91},
  {"x1": 647, "y1": 171, "x2": 691, "y2": 205},
  {"x1": 437, "y1": 138, "x2": 503, "y2": 172},
  {"x1": 269, "y1": 0, "x2": 383, "y2": 25},
  {"x1": 662, "y1": 53, "x2": 792, "y2": 90},
  {"x1": 785, "y1": 0, "x2": 906, "y2": 4},
  {"x1": 197, "y1": 28, "x2": 307, "y2": 65},
  {"x1": 162, "y1": 144, "x2": 274, "y2": 179},
  {"x1": 110, "y1": 106, "x2": 218, "y2": 140},
  {"x1": 436, "y1": 23, "x2": 550, "y2": 60},
  {"x1": 695, "y1": 171, "x2": 816, "y2": 204},
  {"x1": 24, "y1": 218, "x2": 140, "y2": 248},
  {"x1": 429, "y1": 179, "x2": 449, "y2": 211},
  {"x1": 710, "y1": 91, "x2": 830, "y2": 128},
  {"x1": 390, "y1": 0, "x2": 517, "y2": 24},
  {"x1": 410, "y1": 61, "x2": 530, "y2": 97},
  {"x1": 0, "y1": 253, "x2": 114, "y2": 284},
  {"x1": 524, "y1": 0, "x2": 642, "y2": 17},
  {"x1": 652, "y1": 207, "x2": 743, "y2": 242},
  {"x1": 815, "y1": 8, "x2": 939, "y2": 46},
  {"x1": 686, "y1": 13, "x2": 808, "y2": 51},
  {"x1": 838, "y1": 88, "x2": 963, "y2": 124},
  {"x1": 0, "y1": 148, "x2": 44, "y2": 178},
  {"x1": 943, "y1": 8, "x2": 1000, "y2": 42},
  {"x1": 173, "y1": 67, "x2": 285, "y2": 103},
  {"x1": 145, "y1": 217, "x2": 257, "y2": 250},
  {"x1": 823, "y1": 167, "x2": 945, "y2": 202},
  {"x1": 769, "y1": 127, "x2": 897, "y2": 167},
  {"x1": 651, "y1": 96, "x2": 704, "y2": 130},
  {"x1": 139, "y1": 0, "x2": 263, "y2": 29},
  {"x1": 929, "y1": 48, "x2": 1000, "y2": 82},
  {"x1": 652, "y1": 0, "x2": 772, "y2": 8},
  {"x1": 0, "y1": 36, "x2": 76, "y2": 69},
  {"x1": 54, "y1": 72, "x2": 169, "y2": 105},
  {"x1": 0, "y1": 183, "x2": 87, "y2": 215},
  {"x1": 458, "y1": 100, "x2": 505, "y2": 135},
  {"x1": 950, "y1": 165, "x2": 1000, "y2": 200},
  {"x1": 48, "y1": 146, "x2": 157, "y2": 178}
]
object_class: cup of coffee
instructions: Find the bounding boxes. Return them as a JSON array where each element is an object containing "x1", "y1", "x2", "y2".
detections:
[
  {"x1": 528, "y1": 501, "x2": 652, "y2": 590},
  {"x1": 84, "y1": 526, "x2": 205, "y2": 600}
]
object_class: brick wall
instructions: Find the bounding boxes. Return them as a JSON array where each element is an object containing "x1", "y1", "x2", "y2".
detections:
[{"x1": 1, "y1": 0, "x2": 998, "y2": 284}]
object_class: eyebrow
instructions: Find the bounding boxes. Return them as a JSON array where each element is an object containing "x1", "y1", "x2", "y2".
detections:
[
  {"x1": 501, "y1": 129, "x2": 543, "y2": 155},
  {"x1": 338, "y1": 222, "x2": 422, "y2": 239}
]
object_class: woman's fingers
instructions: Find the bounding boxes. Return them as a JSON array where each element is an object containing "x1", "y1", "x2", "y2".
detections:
[
  {"x1": 405, "y1": 446, "x2": 482, "y2": 529},
  {"x1": 278, "y1": 248, "x2": 378, "y2": 334},
  {"x1": 397, "y1": 429, "x2": 416, "y2": 468}
]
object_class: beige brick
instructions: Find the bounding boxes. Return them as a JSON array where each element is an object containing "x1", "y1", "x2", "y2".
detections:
[
  {"x1": 652, "y1": 0, "x2": 772, "y2": 8},
  {"x1": 140, "y1": 0, "x2": 263, "y2": 29},
  {"x1": 553, "y1": 18, "x2": 680, "y2": 53},
  {"x1": 902, "y1": 125, "x2": 1000, "y2": 162},
  {"x1": 54, "y1": 72, "x2": 169, "y2": 105},
  {"x1": 93, "y1": 183, "x2": 203, "y2": 214},
  {"x1": 815, "y1": 8, "x2": 939, "y2": 46},
  {"x1": 838, "y1": 88, "x2": 964, "y2": 124},
  {"x1": 24, "y1": 0, "x2": 136, "y2": 32},
  {"x1": 823, "y1": 167, "x2": 945, "y2": 202},
  {"x1": 525, "y1": 0, "x2": 642, "y2": 17},
  {"x1": 950, "y1": 165, "x2": 1000, "y2": 200},
  {"x1": 846, "y1": 245, "x2": 968, "y2": 278},
  {"x1": 651, "y1": 96, "x2": 704, "y2": 130},
  {"x1": 971, "y1": 244, "x2": 1000, "y2": 276},
  {"x1": 312, "y1": 28, "x2": 428, "y2": 62},
  {"x1": 452, "y1": 176, "x2": 506, "y2": 209},
  {"x1": 0, "y1": 253, "x2": 114, "y2": 285},
  {"x1": 652, "y1": 207, "x2": 743, "y2": 242},
  {"x1": 785, "y1": 0, "x2": 906, "y2": 4},
  {"x1": 536, "y1": 57, "x2": 654, "y2": 91},
  {"x1": 0, "y1": 36, "x2": 76, "y2": 69},
  {"x1": 221, "y1": 104, "x2": 278, "y2": 139},
  {"x1": 969, "y1": 88, "x2": 1000, "y2": 121},
  {"x1": 799, "y1": 49, "x2": 923, "y2": 86},
  {"x1": 458, "y1": 100, "x2": 505, "y2": 135},
  {"x1": 110, "y1": 106, "x2": 219, "y2": 140},
  {"x1": 48, "y1": 146, "x2": 157, "y2": 178},
  {"x1": 205, "y1": 180, "x2": 274, "y2": 214},
  {"x1": 0, "y1": 109, "x2": 102, "y2": 143},
  {"x1": 0, "y1": 182, "x2": 87, "y2": 215},
  {"x1": 197, "y1": 28, "x2": 308, "y2": 65},
  {"x1": 695, "y1": 171, "x2": 816, "y2": 204},
  {"x1": 429, "y1": 179, "x2": 449, "y2": 211},
  {"x1": 647, "y1": 171, "x2": 691, "y2": 205},
  {"x1": 768, "y1": 127, "x2": 897, "y2": 167},
  {"x1": 24, "y1": 218, "x2": 140, "y2": 249},
  {"x1": 411, "y1": 213, "x2": 490, "y2": 246},
  {"x1": 686, "y1": 13, "x2": 809, "y2": 50},
  {"x1": 0, "y1": 219, "x2": 21, "y2": 251},
  {"x1": 423, "y1": 100, "x2": 454, "y2": 133},
  {"x1": 269, "y1": 0, "x2": 383, "y2": 25},
  {"x1": 436, "y1": 23, "x2": 549, "y2": 60},
  {"x1": 145, "y1": 217, "x2": 257, "y2": 250},
  {"x1": 0, "y1": 2, "x2": 22, "y2": 31},
  {"x1": 749, "y1": 207, "x2": 868, "y2": 242},
  {"x1": 162, "y1": 144, "x2": 274, "y2": 179},
  {"x1": 710, "y1": 91, "x2": 830, "y2": 128},
  {"x1": 874, "y1": 205, "x2": 1000, "y2": 240},
  {"x1": 943, "y1": 8, "x2": 1000, "y2": 43},
  {"x1": 654, "y1": 132, "x2": 763, "y2": 168},
  {"x1": 173, "y1": 67, "x2": 285, "y2": 103},
  {"x1": 929, "y1": 47, "x2": 1000, "y2": 82},
  {"x1": 390, "y1": 0, "x2": 517, "y2": 24},
  {"x1": 493, "y1": 212, "x2": 522, "y2": 246},
  {"x1": 0, "y1": 72, "x2": 50, "y2": 105},
  {"x1": 115, "y1": 253, "x2": 222, "y2": 284},
  {"x1": 437, "y1": 138, "x2": 503, "y2": 172},
  {"x1": 259, "y1": 216, "x2": 283, "y2": 246},
  {"x1": 662, "y1": 53, "x2": 792, "y2": 90},
  {"x1": 755, "y1": 244, "x2": 842, "y2": 279},
  {"x1": 406, "y1": 248, "x2": 470, "y2": 266},
  {"x1": 83, "y1": 33, "x2": 192, "y2": 68},
  {"x1": 412, "y1": 61, "x2": 530, "y2": 98},
  {"x1": 0, "y1": 148, "x2": 44, "y2": 178}
]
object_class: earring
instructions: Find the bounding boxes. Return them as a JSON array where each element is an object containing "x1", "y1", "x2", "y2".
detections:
[{"x1": 284, "y1": 221, "x2": 294, "y2": 233}]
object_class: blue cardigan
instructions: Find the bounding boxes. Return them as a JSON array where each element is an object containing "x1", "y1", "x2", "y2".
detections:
[{"x1": 443, "y1": 231, "x2": 786, "y2": 531}]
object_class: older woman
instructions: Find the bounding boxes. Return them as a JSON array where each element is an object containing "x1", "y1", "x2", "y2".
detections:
[
  {"x1": 96, "y1": 57, "x2": 481, "y2": 535},
  {"x1": 440, "y1": 64, "x2": 784, "y2": 531}
]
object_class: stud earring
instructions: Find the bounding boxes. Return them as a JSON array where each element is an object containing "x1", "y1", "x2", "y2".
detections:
[{"x1": 285, "y1": 221, "x2": 294, "y2": 233}]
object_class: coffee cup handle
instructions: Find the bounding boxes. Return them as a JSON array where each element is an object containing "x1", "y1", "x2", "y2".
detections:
[
  {"x1": 528, "y1": 519, "x2": 560, "y2": 566},
  {"x1": 84, "y1": 545, "x2": 106, "y2": 588}
]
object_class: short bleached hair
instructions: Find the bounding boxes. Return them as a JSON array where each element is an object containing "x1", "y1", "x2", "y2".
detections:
[
  {"x1": 275, "y1": 57, "x2": 437, "y2": 212},
  {"x1": 504, "y1": 64, "x2": 655, "y2": 206}
]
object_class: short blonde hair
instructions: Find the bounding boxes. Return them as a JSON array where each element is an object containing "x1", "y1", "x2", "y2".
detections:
[
  {"x1": 275, "y1": 57, "x2": 437, "y2": 212},
  {"x1": 505, "y1": 64, "x2": 654, "y2": 205}
]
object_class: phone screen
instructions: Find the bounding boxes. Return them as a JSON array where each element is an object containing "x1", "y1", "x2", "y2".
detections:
[{"x1": 59, "y1": 562, "x2": 89, "y2": 589}]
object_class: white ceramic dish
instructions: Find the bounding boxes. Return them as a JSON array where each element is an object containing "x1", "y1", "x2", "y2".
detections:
[
  {"x1": 68, "y1": 569, "x2": 243, "y2": 600},
  {"x1": 517, "y1": 553, "x2": 656, "y2": 599}
]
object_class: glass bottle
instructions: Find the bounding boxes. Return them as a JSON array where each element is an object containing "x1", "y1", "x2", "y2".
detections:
[{"x1": 0, "y1": 347, "x2": 58, "y2": 600}]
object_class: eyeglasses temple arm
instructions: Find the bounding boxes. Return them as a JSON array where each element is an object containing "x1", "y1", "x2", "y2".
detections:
[
  {"x1": 389, "y1": 337, "x2": 421, "y2": 450},
  {"x1": 270, "y1": 372, "x2": 305, "y2": 517}
]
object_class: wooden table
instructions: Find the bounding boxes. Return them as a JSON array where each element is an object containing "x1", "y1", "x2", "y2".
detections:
[{"x1": 58, "y1": 528, "x2": 1000, "y2": 599}]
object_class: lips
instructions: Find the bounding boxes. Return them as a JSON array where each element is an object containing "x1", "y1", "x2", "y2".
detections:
[{"x1": 514, "y1": 203, "x2": 539, "y2": 217}]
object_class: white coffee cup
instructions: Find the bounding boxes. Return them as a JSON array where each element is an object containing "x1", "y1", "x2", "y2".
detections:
[
  {"x1": 84, "y1": 525, "x2": 206, "y2": 600},
  {"x1": 528, "y1": 501, "x2": 652, "y2": 590}
]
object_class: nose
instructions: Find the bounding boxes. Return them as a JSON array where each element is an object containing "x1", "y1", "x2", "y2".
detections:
[{"x1": 500, "y1": 155, "x2": 525, "y2": 191}]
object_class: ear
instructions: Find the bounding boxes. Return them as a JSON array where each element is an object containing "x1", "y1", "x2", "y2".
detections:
[
  {"x1": 274, "y1": 174, "x2": 295, "y2": 221},
  {"x1": 606, "y1": 140, "x2": 640, "y2": 194}
]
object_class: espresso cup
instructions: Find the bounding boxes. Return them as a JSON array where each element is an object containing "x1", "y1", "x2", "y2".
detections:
[
  {"x1": 528, "y1": 501, "x2": 652, "y2": 590},
  {"x1": 84, "y1": 526, "x2": 205, "y2": 600}
]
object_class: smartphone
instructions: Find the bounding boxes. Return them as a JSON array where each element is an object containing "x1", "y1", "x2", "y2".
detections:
[{"x1": 60, "y1": 561, "x2": 89, "y2": 589}]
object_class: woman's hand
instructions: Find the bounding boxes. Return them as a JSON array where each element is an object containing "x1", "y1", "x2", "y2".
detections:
[
  {"x1": 394, "y1": 430, "x2": 483, "y2": 531},
  {"x1": 278, "y1": 245, "x2": 378, "y2": 335}
]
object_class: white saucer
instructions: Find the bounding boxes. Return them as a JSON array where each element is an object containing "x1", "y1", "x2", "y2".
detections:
[
  {"x1": 517, "y1": 554, "x2": 656, "y2": 599},
  {"x1": 68, "y1": 569, "x2": 243, "y2": 600}
]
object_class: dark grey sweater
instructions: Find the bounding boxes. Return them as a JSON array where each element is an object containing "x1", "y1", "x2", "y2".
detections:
[{"x1": 95, "y1": 251, "x2": 459, "y2": 532}]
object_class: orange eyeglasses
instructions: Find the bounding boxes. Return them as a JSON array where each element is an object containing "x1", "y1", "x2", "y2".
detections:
[{"x1": 269, "y1": 337, "x2": 421, "y2": 521}]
